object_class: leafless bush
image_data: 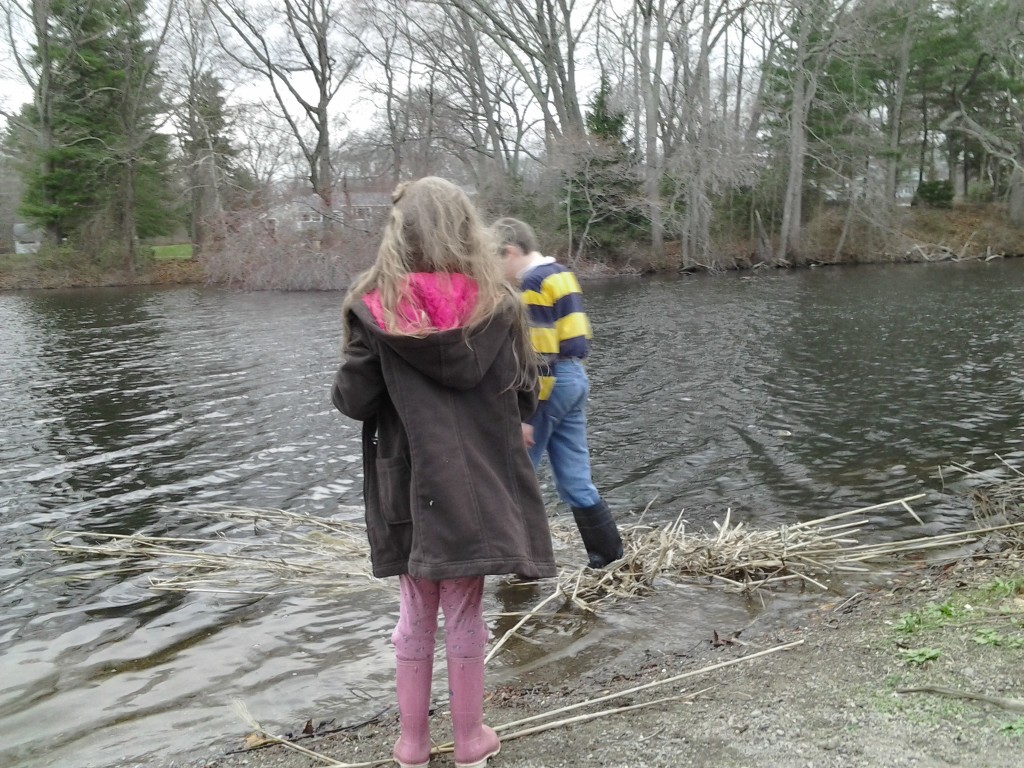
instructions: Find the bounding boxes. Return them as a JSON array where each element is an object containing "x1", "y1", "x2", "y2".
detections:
[{"x1": 201, "y1": 212, "x2": 378, "y2": 291}]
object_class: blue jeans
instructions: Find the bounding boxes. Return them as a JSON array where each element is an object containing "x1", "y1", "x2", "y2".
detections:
[{"x1": 528, "y1": 359, "x2": 601, "y2": 509}]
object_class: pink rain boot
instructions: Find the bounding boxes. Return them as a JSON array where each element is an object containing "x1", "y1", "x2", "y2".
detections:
[
  {"x1": 447, "y1": 655, "x2": 500, "y2": 768},
  {"x1": 393, "y1": 658, "x2": 433, "y2": 768}
]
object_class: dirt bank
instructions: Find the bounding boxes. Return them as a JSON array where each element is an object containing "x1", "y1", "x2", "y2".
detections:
[
  {"x1": 169, "y1": 553, "x2": 1024, "y2": 768},
  {"x1": 0, "y1": 257, "x2": 205, "y2": 291}
]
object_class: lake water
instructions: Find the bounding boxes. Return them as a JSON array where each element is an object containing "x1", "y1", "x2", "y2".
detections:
[{"x1": 2, "y1": 261, "x2": 1024, "y2": 767}]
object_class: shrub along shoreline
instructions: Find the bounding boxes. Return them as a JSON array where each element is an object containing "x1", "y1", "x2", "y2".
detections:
[{"x1": 3, "y1": 205, "x2": 1023, "y2": 292}]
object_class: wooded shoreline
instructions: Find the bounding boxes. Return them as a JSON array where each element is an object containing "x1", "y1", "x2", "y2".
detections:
[{"x1": 3, "y1": 206, "x2": 1023, "y2": 293}]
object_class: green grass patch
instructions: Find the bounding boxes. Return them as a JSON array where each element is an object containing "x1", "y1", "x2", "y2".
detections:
[
  {"x1": 867, "y1": 565, "x2": 1024, "y2": 740},
  {"x1": 892, "y1": 577, "x2": 1024, "y2": 638},
  {"x1": 893, "y1": 601, "x2": 970, "y2": 634},
  {"x1": 898, "y1": 647, "x2": 942, "y2": 666},
  {"x1": 984, "y1": 577, "x2": 1024, "y2": 600},
  {"x1": 151, "y1": 243, "x2": 193, "y2": 261},
  {"x1": 1001, "y1": 718, "x2": 1024, "y2": 735}
]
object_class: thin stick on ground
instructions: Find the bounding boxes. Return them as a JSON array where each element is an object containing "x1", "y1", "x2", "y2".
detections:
[
  {"x1": 491, "y1": 639, "x2": 805, "y2": 733},
  {"x1": 485, "y1": 590, "x2": 562, "y2": 664},
  {"x1": 498, "y1": 691, "x2": 707, "y2": 741},
  {"x1": 231, "y1": 699, "x2": 389, "y2": 768}
]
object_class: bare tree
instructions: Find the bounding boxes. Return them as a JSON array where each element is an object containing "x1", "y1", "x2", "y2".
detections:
[
  {"x1": 165, "y1": 0, "x2": 238, "y2": 252},
  {"x1": 678, "y1": 0, "x2": 748, "y2": 264},
  {"x1": 210, "y1": 0, "x2": 363, "y2": 211},
  {"x1": 444, "y1": 0, "x2": 599, "y2": 149},
  {"x1": 233, "y1": 103, "x2": 306, "y2": 191},
  {"x1": 602, "y1": 0, "x2": 755, "y2": 266},
  {"x1": 636, "y1": 0, "x2": 667, "y2": 260},
  {"x1": 115, "y1": 0, "x2": 177, "y2": 268},
  {"x1": 879, "y1": 0, "x2": 924, "y2": 203},
  {"x1": 432, "y1": 3, "x2": 534, "y2": 186},
  {"x1": 775, "y1": 0, "x2": 855, "y2": 262},
  {"x1": 355, "y1": 0, "x2": 415, "y2": 184}
]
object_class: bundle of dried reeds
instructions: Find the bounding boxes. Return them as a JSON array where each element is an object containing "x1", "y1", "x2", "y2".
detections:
[
  {"x1": 950, "y1": 455, "x2": 1024, "y2": 549},
  {"x1": 45, "y1": 504, "x2": 378, "y2": 596},
  {"x1": 539, "y1": 490, "x2": 1024, "y2": 617},
  {"x1": 46, "y1": 481, "x2": 1024, "y2": 612},
  {"x1": 481, "y1": 485, "x2": 1024, "y2": 660},
  {"x1": 546, "y1": 495, "x2": 915, "y2": 610}
]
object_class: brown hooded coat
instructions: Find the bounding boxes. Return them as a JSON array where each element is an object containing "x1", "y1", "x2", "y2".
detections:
[{"x1": 332, "y1": 296, "x2": 556, "y2": 581}]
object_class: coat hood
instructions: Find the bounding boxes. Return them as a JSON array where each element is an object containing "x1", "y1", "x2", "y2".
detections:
[{"x1": 353, "y1": 273, "x2": 513, "y2": 390}]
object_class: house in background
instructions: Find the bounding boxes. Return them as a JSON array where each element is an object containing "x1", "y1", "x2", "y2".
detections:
[
  {"x1": 263, "y1": 188, "x2": 392, "y2": 236},
  {"x1": 264, "y1": 194, "x2": 326, "y2": 235},
  {"x1": 13, "y1": 223, "x2": 43, "y2": 254},
  {"x1": 339, "y1": 190, "x2": 391, "y2": 230}
]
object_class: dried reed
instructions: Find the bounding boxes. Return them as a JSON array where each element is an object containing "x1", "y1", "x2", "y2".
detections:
[
  {"x1": 952, "y1": 454, "x2": 1024, "y2": 549},
  {"x1": 546, "y1": 494, "x2": 938, "y2": 611},
  {"x1": 484, "y1": 488, "x2": 1024, "y2": 652},
  {"x1": 45, "y1": 504, "x2": 378, "y2": 596},
  {"x1": 46, "y1": 483, "x2": 1024, "y2": 613}
]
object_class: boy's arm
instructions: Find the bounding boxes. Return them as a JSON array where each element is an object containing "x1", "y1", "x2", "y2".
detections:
[{"x1": 331, "y1": 317, "x2": 385, "y2": 421}]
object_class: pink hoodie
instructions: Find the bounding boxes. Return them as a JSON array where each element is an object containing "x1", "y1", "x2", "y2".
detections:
[{"x1": 362, "y1": 273, "x2": 479, "y2": 334}]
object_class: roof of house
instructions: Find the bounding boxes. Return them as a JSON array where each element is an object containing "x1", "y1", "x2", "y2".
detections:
[
  {"x1": 343, "y1": 191, "x2": 392, "y2": 207},
  {"x1": 13, "y1": 223, "x2": 43, "y2": 241}
]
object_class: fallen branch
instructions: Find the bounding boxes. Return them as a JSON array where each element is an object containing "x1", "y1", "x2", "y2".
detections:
[{"x1": 896, "y1": 686, "x2": 1024, "y2": 713}]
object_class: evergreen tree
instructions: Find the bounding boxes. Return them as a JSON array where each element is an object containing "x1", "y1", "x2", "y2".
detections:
[
  {"x1": 565, "y1": 77, "x2": 645, "y2": 260},
  {"x1": 176, "y1": 71, "x2": 240, "y2": 251},
  {"x1": 18, "y1": 0, "x2": 176, "y2": 267}
]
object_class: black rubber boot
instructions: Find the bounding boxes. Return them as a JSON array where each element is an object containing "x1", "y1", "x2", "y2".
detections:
[{"x1": 570, "y1": 498, "x2": 624, "y2": 568}]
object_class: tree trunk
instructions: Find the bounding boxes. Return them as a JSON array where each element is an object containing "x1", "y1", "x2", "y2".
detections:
[
  {"x1": 31, "y1": 0, "x2": 60, "y2": 244},
  {"x1": 779, "y1": 66, "x2": 809, "y2": 263},
  {"x1": 686, "y1": 0, "x2": 717, "y2": 266},
  {"x1": 918, "y1": 92, "x2": 928, "y2": 185},
  {"x1": 123, "y1": 161, "x2": 138, "y2": 272},
  {"x1": 316, "y1": 104, "x2": 332, "y2": 212},
  {"x1": 1009, "y1": 161, "x2": 1024, "y2": 228},
  {"x1": 639, "y1": 0, "x2": 664, "y2": 262},
  {"x1": 734, "y1": 13, "x2": 747, "y2": 133},
  {"x1": 885, "y1": 16, "x2": 913, "y2": 202}
]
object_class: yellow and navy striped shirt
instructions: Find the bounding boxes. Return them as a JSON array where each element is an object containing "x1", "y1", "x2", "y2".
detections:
[{"x1": 520, "y1": 261, "x2": 592, "y2": 402}]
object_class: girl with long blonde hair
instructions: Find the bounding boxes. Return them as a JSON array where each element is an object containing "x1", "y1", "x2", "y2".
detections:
[{"x1": 332, "y1": 177, "x2": 555, "y2": 768}]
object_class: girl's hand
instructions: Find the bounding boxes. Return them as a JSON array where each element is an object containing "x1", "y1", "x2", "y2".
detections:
[{"x1": 521, "y1": 423, "x2": 535, "y2": 447}]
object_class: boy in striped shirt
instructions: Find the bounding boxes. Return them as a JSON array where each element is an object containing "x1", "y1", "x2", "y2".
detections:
[{"x1": 494, "y1": 217, "x2": 624, "y2": 569}]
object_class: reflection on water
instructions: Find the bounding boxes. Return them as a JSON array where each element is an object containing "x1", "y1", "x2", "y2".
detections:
[{"x1": 2, "y1": 262, "x2": 1024, "y2": 767}]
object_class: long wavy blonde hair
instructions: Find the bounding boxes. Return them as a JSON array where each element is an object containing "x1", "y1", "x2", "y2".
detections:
[{"x1": 342, "y1": 177, "x2": 536, "y2": 386}]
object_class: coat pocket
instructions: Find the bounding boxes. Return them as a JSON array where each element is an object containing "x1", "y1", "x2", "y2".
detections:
[{"x1": 376, "y1": 456, "x2": 412, "y2": 525}]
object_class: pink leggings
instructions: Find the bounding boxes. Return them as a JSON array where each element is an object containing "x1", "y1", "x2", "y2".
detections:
[{"x1": 392, "y1": 575, "x2": 487, "y2": 662}]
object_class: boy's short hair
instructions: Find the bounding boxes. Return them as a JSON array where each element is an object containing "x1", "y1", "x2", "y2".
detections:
[{"x1": 493, "y1": 217, "x2": 540, "y2": 255}]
